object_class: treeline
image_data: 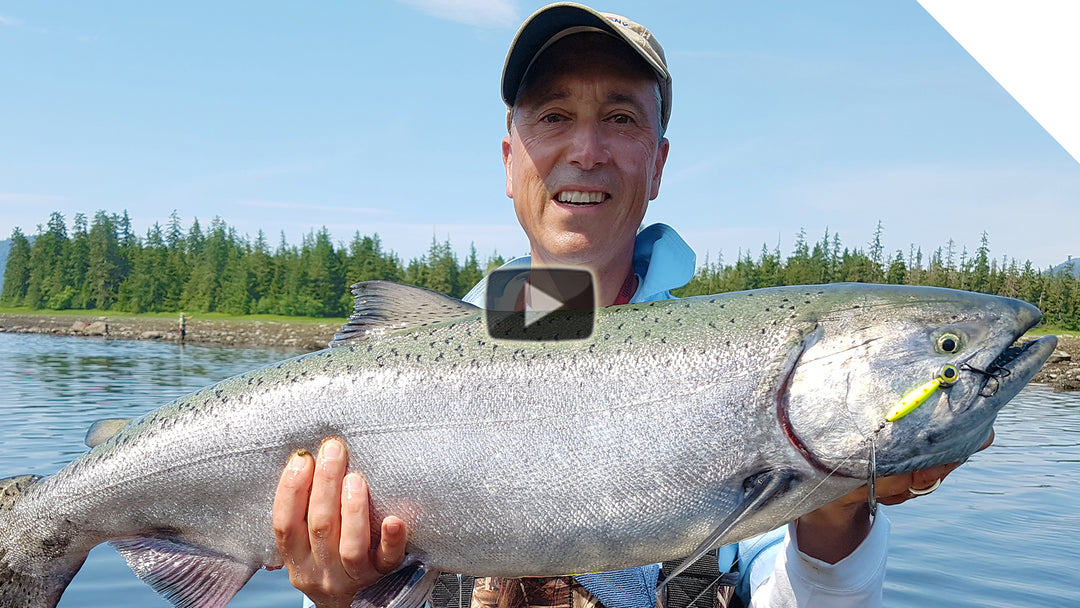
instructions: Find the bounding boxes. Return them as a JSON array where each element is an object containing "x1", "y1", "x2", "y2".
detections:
[
  {"x1": 0, "y1": 211, "x2": 503, "y2": 318},
  {"x1": 673, "y1": 224, "x2": 1080, "y2": 330},
  {"x1": 2, "y1": 213, "x2": 1078, "y2": 330}
]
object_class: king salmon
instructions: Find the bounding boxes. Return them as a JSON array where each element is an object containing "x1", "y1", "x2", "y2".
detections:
[{"x1": 0, "y1": 281, "x2": 1058, "y2": 607}]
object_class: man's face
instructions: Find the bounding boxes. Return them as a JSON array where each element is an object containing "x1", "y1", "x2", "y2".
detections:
[{"x1": 503, "y1": 33, "x2": 670, "y2": 269}]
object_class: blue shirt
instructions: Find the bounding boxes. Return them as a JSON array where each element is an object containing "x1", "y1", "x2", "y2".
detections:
[
  {"x1": 464, "y1": 223, "x2": 785, "y2": 608},
  {"x1": 305, "y1": 223, "x2": 786, "y2": 608}
]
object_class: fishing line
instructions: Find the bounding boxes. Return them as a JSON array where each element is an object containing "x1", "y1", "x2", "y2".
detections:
[{"x1": 777, "y1": 446, "x2": 865, "y2": 523}]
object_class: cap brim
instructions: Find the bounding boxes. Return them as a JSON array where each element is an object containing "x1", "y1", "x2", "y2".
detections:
[{"x1": 501, "y1": 3, "x2": 665, "y2": 107}]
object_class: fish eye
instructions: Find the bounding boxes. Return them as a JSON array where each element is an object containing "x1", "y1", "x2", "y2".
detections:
[{"x1": 936, "y1": 333, "x2": 961, "y2": 354}]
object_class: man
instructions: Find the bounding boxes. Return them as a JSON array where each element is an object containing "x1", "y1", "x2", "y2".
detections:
[{"x1": 273, "y1": 4, "x2": 971, "y2": 607}]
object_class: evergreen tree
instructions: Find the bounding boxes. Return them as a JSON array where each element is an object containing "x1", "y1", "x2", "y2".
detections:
[
  {"x1": 247, "y1": 230, "x2": 275, "y2": 312},
  {"x1": 114, "y1": 209, "x2": 138, "y2": 281},
  {"x1": 118, "y1": 223, "x2": 168, "y2": 313},
  {"x1": 84, "y1": 211, "x2": 122, "y2": 310},
  {"x1": 181, "y1": 217, "x2": 230, "y2": 312},
  {"x1": 0, "y1": 227, "x2": 31, "y2": 305},
  {"x1": 810, "y1": 228, "x2": 832, "y2": 284},
  {"x1": 217, "y1": 243, "x2": 253, "y2": 315},
  {"x1": 424, "y1": 237, "x2": 461, "y2": 297},
  {"x1": 459, "y1": 244, "x2": 483, "y2": 296},
  {"x1": 886, "y1": 250, "x2": 907, "y2": 285},
  {"x1": 867, "y1": 221, "x2": 885, "y2": 282},
  {"x1": 784, "y1": 228, "x2": 816, "y2": 286},
  {"x1": 67, "y1": 213, "x2": 90, "y2": 308},
  {"x1": 484, "y1": 253, "x2": 506, "y2": 274},
  {"x1": 166, "y1": 210, "x2": 185, "y2": 251},
  {"x1": 25, "y1": 212, "x2": 69, "y2": 309},
  {"x1": 998, "y1": 259, "x2": 1021, "y2": 299},
  {"x1": 758, "y1": 242, "x2": 783, "y2": 288},
  {"x1": 970, "y1": 232, "x2": 991, "y2": 293},
  {"x1": 297, "y1": 228, "x2": 345, "y2": 317}
]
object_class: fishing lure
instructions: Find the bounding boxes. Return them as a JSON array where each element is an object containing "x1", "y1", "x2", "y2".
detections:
[{"x1": 885, "y1": 364, "x2": 959, "y2": 422}]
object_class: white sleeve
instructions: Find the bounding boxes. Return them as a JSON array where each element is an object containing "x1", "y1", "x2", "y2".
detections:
[{"x1": 748, "y1": 513, "x2": 890, "y2": 607}]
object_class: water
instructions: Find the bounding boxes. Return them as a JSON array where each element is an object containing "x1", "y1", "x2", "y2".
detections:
[
  {"x1": 0, "y1": 333, "x2": 305, "y2": 607},
  {"x1": 1, "y1": 332, "x2": 1078, "y2": 607}
]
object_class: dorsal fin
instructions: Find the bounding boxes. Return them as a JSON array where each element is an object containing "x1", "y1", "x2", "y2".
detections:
[
  {"x1": 85, "y1": 418, "x2": 133, "y2": 448},
  {"x1": 330, "y1": 281, "x2": 481, "y2": 347}
]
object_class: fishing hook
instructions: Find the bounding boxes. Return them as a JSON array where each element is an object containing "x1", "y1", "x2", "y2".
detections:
[{"x1": 960, "y1": 362, "x2": 1011, "y2": 379}]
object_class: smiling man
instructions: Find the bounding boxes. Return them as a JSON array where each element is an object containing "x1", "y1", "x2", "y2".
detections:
[
  {"x1": 273, "y1": 4, "x2": 968, "y2": 608},
  {"x1": 503, "y1": 30, "x2": 669, "y2": 306}
]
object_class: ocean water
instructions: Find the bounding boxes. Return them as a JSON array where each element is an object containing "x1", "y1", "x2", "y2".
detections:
[{"x1": 0, "y1": 332, "x2": 1077, "y2": 607}]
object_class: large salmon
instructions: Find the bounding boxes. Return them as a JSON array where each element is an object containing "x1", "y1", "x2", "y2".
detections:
[{"x1": 0, "y1": 282, "x2": 1057, "y2": 607}]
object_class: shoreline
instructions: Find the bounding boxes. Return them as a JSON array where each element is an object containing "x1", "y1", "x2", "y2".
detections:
[
  {"x1": 0, "y1": 312, "x2": 341, "y2": 352},
  {"x1": 1, "y1": 312, "x2": 1077, "y2": 391}
]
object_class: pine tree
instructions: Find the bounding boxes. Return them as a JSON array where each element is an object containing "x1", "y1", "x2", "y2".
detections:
[
  {"x1": 424, "y1": 237, "x2": 461, "y2": 297},
  {"x1": 298, "y1": 228, "x2": 345, "y2": 317},
  {"x1": 67, "y1": 213, "x2": 90, "y2": 308},
  {"x1": 459, "y1": 244, "x2": 483, "y2": 296},
  {"x1": 867, "y1": 221, "x2": 885, "y2": 282},
  {"x1": 886, "y1": 250, "x2": 907, "y2": 285},
  {"x1": 784, "y1": 228, "x2": 816, "y2": 286},
  {"x1": 181, "y1": 218, "x2": 229, "y2": 312},
  {"x1": 118, "y1": 224, "x2": 168, "y2": 313},
  {"x1": 84, "y1": 211, "x2": 122, "y2": 310},
  {"x1": 217, "y1": 244, "x2": 252, "y2": 315},
  {"x1": 26, "y1": 212, "x2": 69, "y2": 309},
  {"x1": 970, "y1": 232, "x2": 991, "y2": 293},
  {"x1": 0, "y1": 227, "x2": 31, "y2": 305}
]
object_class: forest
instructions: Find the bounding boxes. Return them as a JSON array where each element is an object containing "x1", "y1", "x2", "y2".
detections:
[{"x1": 2, "y1": 210, "x2": 1078, "y2": 330}]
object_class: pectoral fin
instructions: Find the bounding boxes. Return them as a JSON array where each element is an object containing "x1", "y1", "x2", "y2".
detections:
[
  {"x1": 351, "y1": 557, "x2": 441, "y2": 608},
  {"x1": 84, "y1": 418, "x2": 132, "y2": 448},
  {"x1": 109, "y1": 537, "x2": 257, "y2": 608},
  {"x1": 658, "y1": 469, "x2": 797, "y2": 590}
]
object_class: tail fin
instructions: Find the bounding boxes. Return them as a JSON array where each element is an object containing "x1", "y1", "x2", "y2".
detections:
[{"x1": 1, "y1": 474, "x2": 88, "y2": 608}]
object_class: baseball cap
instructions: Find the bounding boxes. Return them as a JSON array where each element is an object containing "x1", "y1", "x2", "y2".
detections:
[{"x1": 501, "y1": 2, "x2": 671, "y2": 132}]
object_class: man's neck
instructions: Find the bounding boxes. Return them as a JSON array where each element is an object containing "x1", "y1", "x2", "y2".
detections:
[{"x1": 529, "y1": 250, "x2": 637, "y2": 307}]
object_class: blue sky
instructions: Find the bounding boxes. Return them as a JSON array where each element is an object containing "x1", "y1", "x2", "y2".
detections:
[{"x1": 1, "y1": 1, "x2": 1077, "y2": 271}]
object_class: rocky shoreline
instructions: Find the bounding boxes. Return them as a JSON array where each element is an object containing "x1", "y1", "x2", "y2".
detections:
[
  {"x1": 1, "y1": 312, "x2": 1076, "y2": 391},
  {"x1": 0, "y1": 313, "x2": 341, "y2": 352}
]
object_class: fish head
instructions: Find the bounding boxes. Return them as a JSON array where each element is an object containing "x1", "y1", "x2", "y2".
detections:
[{"x1": 780, "y1": 284, "x2": 1057, "y2": 479}]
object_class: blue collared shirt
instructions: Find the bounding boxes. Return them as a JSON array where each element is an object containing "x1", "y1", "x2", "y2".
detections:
[
  {"x1": 462, "y1": 223, "x2": 784, "y2": 608},
  {"x1": 305, "y1": 223, "x2": 785, "y2": 608}
]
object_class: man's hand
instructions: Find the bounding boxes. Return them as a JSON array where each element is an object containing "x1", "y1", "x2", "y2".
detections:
[
  {"x1": 795, "y1": 431, "x2": 994, "y2": 564},
  {"x1": 273, "y1": 438, "x2": 408, "y2": 608}
]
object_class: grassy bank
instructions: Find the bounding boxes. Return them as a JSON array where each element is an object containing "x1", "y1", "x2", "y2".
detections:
[{"x1": 0, "y1": 306, "x2": 347, "y2": 326}]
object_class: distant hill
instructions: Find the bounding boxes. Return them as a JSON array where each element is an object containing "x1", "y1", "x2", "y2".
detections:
[{"x1": 1052, "y1": 257, "x2": 1079, "y2": 278}]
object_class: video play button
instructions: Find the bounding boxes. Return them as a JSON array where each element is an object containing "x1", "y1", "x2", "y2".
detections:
[{"x1": 484, "y1": 267, "x2": 595, "y2": 341}]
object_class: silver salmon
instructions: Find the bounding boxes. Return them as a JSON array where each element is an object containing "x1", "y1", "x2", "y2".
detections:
[{"x1": 0, "y1": 282, "x2": 1058, "y2": 608}]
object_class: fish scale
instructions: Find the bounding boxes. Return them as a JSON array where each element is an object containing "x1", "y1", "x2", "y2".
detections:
[{"x1": 0, "y1": 281, "x2": 1058, "y2": 608}]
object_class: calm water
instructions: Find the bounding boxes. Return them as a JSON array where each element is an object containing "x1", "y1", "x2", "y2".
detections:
[{"x1": 1, "y1": 332, "x2": 1077, "y2": 607}]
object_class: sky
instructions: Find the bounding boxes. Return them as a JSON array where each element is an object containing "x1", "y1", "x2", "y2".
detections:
[{"x1": 1, "y1": 1, "x2": 1078, "y2": 272}]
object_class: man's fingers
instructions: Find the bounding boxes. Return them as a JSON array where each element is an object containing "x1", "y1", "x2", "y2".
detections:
[
  {"x1": 308, "y1": 438, "x2": 348, "y2": 565},
  {"x1": 908, "y1": 462, "x2": 958, "y2": 493},
  {"x1": 338, "y1": 472, "x2": 373, "y2": 581},
  {"x1": 273, "y1": 450, "x2": 315, "y2": 565},
  {"x1": 374, "y1": 516, "x2": 409, "y2": 574}
]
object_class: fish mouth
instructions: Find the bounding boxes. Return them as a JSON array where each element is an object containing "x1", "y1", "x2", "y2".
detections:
[{"x1": 967, "y1": 334, "x2": 1058, "y2": 399}]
